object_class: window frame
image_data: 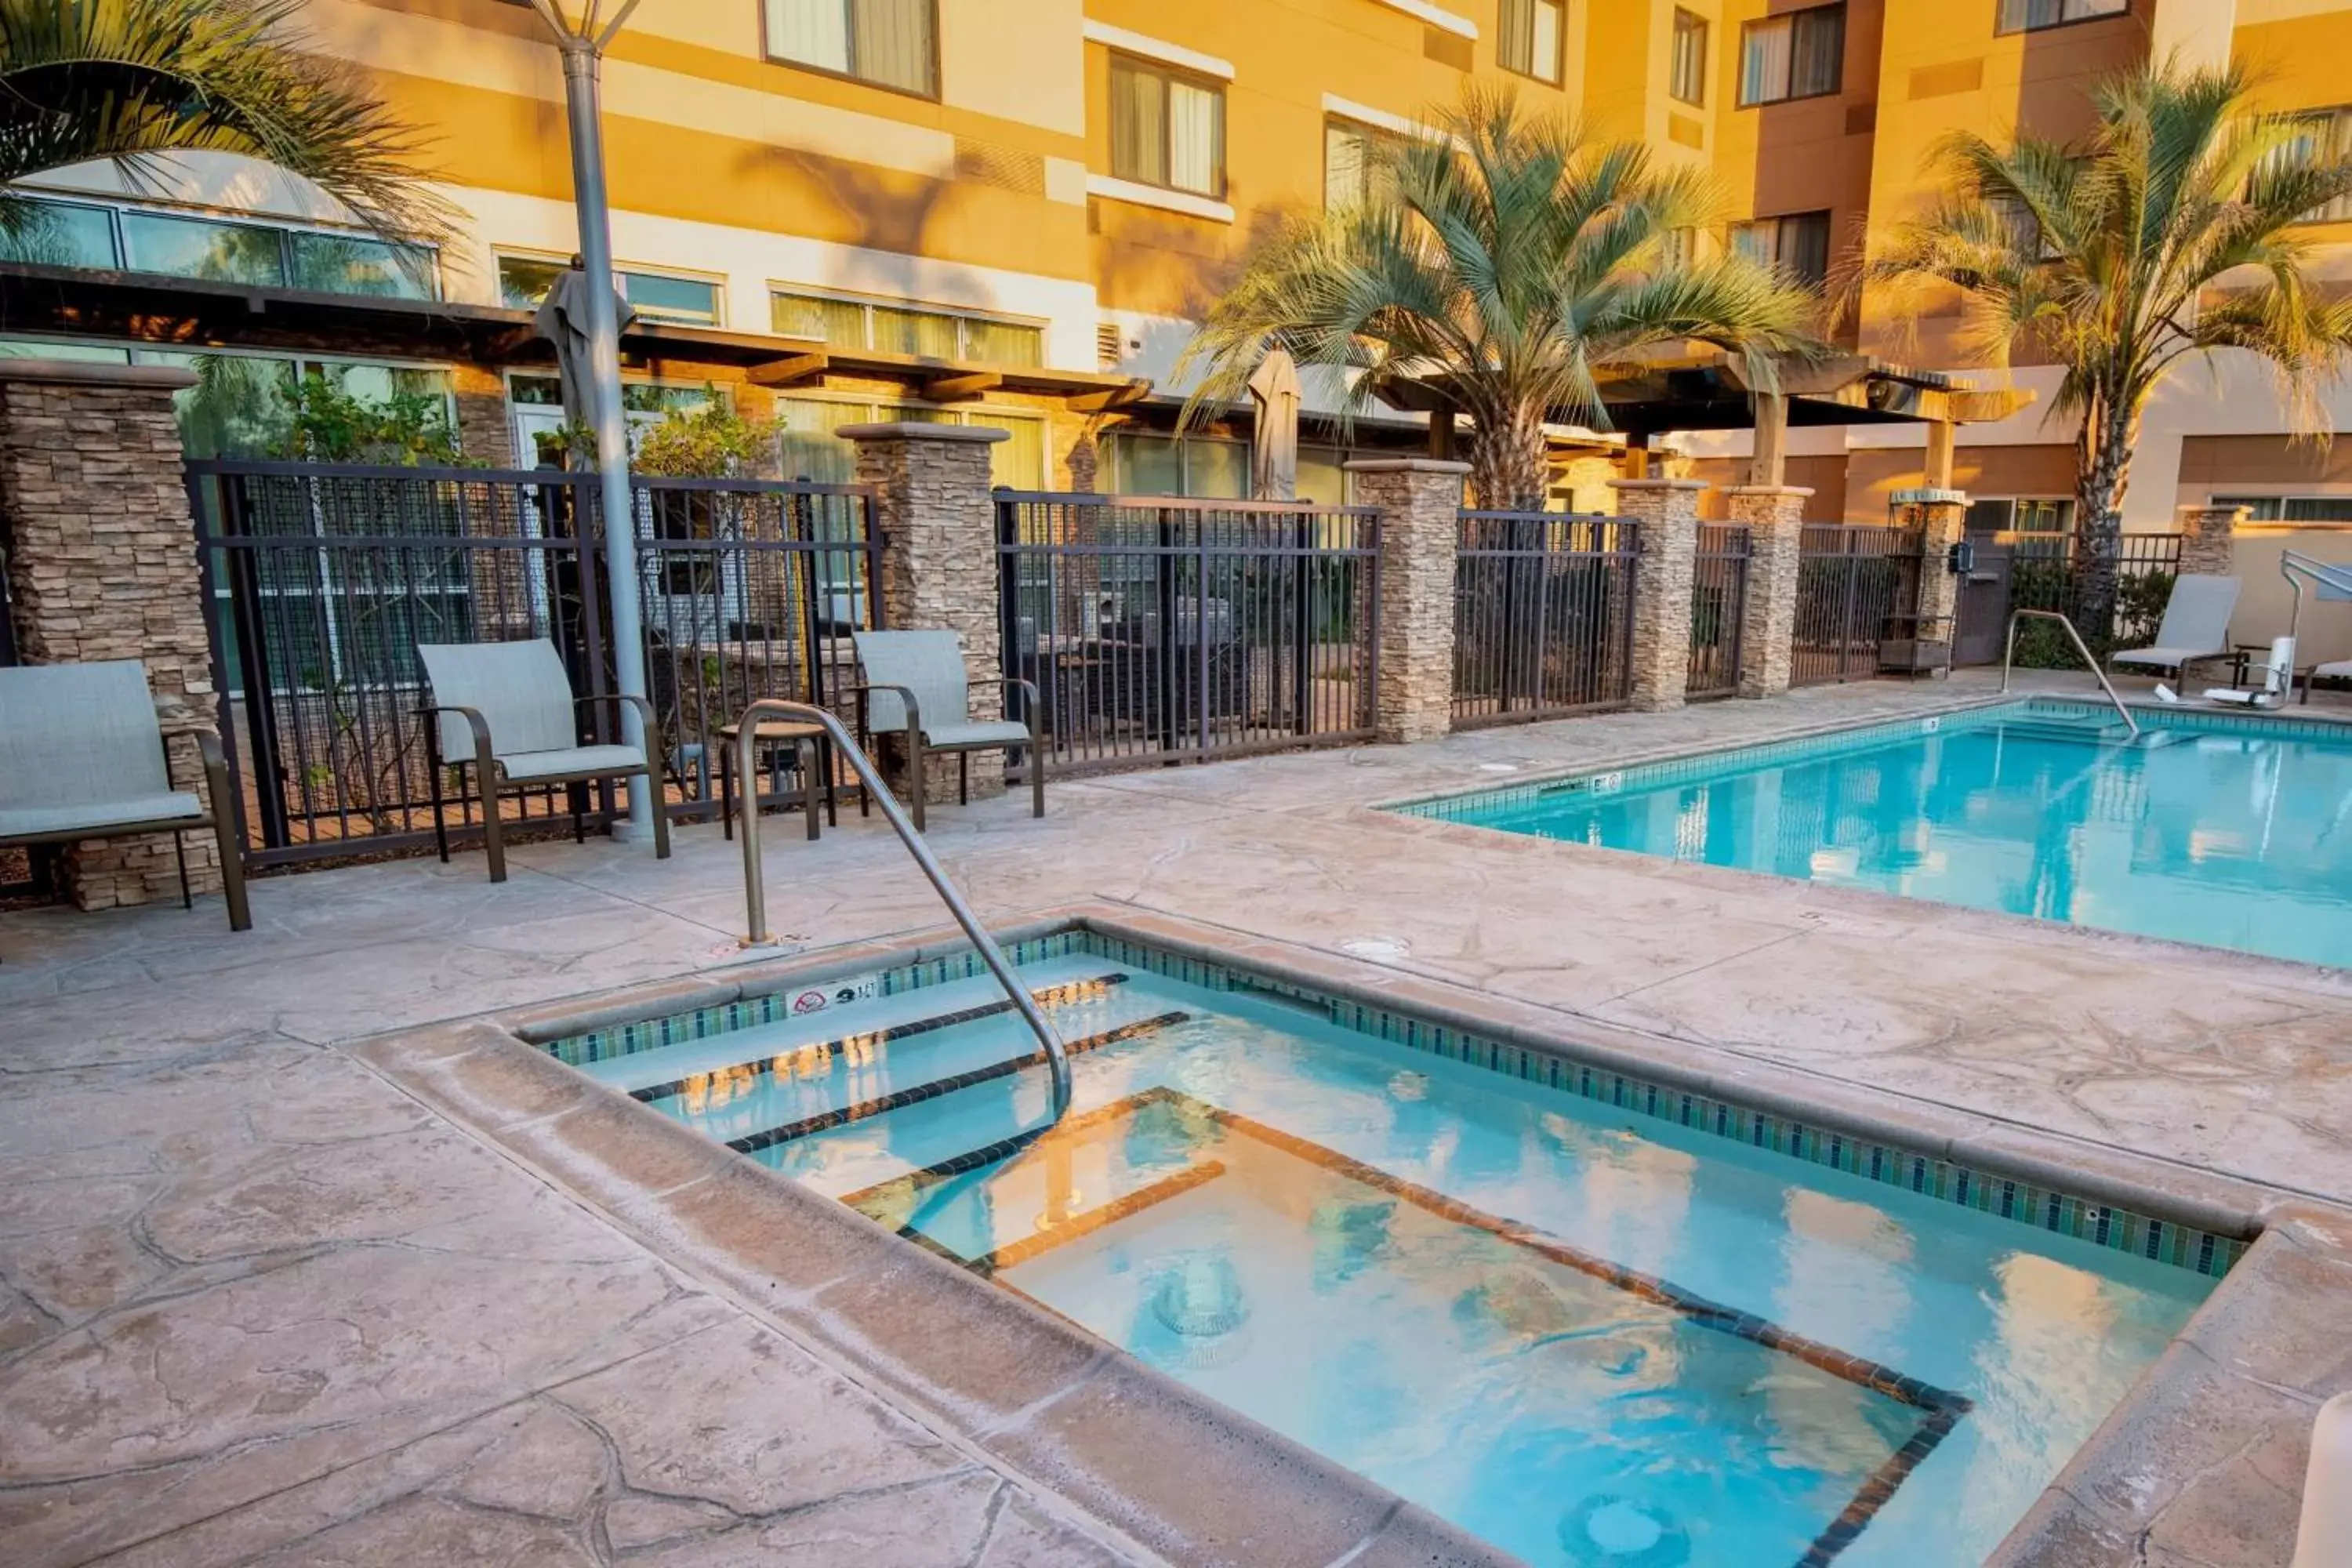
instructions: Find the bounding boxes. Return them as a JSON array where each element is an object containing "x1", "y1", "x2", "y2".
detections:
[
  {"x1": 1497, "y1": 0, "x2": 1567, "y2": 87},
  {"x1": 1737, "y1": 2, "x2": 1846, "y2": 109},
  {"x1": 767, "y1": 286, "x2": 1047, "y2": 366},
  {"x1": 1323, "y1": 115, "x2": 1409, "y2": 210},
  {"x1": 0, "y1": 192, "x2": 441, "y2": 299},
  {"x1": 495, "y1": 252, "x2": 726, "y2": 328},
  {"x1": 1670, "y1": 9, "x2": 1710, "y2": 108},
  {"x1": 1992, "y1": 0, "x2": 2129, "y2": 38},
  {"x1": 1728, "y1": 209, "x2": 1834, "y2": 288},
  {"x1": 2263, "y1": 106, "x2": 2352, "y2": 226},
  {"x1": 759, "y1": 0, "x2": 942, "y2": 101},
  {"x1": 1106, "y1": 51, "x2": 1229, "y2": 201}
]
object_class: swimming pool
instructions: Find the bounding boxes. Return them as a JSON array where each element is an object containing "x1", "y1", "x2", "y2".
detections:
[
  {"x1": 550, "y1": 929, "x2": 2224, "y2": 1567},
  {"x1": 1401, "y1": 701, "x2": 2352, "y2": 967}
]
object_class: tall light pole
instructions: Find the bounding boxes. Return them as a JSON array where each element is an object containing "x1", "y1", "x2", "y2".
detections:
[{"x1": 525, "y1": 0, "x2": 654, "y2": 840}]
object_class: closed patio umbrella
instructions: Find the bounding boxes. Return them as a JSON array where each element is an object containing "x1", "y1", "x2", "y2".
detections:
[
  {"x1": 1248, "y1": 347, "x2": 1301, "y2": 501},
  {"x1": 532, "y1": 263, "x2": 638, "y2": 451}
]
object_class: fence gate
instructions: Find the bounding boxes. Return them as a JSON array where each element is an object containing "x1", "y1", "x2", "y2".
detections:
[
  {"x1": 1951, "y1": 531, "x2": 2183, "y2": 665},
  {"x1": 996, "y1": 492, "x2": 1379, "y2": 778},
  {"x1": 1792, "y1": 524, "x2": 1926, "y2": 684},
  {"x1": 1451, "y1": 511, "x2": 1639, "y2": 727},
  {"x1": 1686, "y1": 523, "x2": 1751, "y2": 698},
  {"x1": 187, "y1": 460, "x2": 880, "y2": 869}
]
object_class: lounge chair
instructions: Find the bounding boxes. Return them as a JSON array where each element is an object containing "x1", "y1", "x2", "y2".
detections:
[
  {"x1": 2110, "y1": 574, "x2": 2241, "y2": 681},
  {"x1": 850, "y1": 630, "x2": 1043, "y2": 832},
  {"x1": 0, "y1": 660, "x2": 250, "y2": 931},
  {"x1": 417, "y1": 639, "x2": 670, "y2": 882}
]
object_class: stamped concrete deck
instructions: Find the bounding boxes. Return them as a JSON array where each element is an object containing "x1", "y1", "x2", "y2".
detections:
[{"x1": 4, "y1": 671, "x2": 2350, "y2": 1566}]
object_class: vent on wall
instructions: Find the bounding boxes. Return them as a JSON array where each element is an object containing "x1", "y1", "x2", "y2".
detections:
[
  {"x1": 955, "y1": 138, "x2": 1046, "y2": 197},
  {"x1": 1845, "y1": 100, "x2": 1878, "y2": 136},
  {"x1": 1424, "y1": 25, "x2": 1472, "y2": 69},
  {"x1": 1096, "y1": 323, "x2": 1125, "y2": 369},
  {"x1": 1668, "y1": 113, "x2": 1705, "y2": 150},
  {"x1": 1907, "y1": 58, "x2": 1983, "y2": 101}
]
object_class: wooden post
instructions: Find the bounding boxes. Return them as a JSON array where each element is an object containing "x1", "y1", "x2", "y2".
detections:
[{"x1": 1749, "y1": 391, "x2": 1789, "y2": 488}]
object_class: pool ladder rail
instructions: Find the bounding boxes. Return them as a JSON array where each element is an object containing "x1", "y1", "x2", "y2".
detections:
[
  {"x1": 731, "y1": 699, "x2": 1073, "y2": 1125},
  {"x1": 1997, "y1": 609, "x2": 2140, "y2": 739}
]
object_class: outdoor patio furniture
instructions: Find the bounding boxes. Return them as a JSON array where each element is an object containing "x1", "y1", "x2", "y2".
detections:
[
  {"x1": 417, "y1": 638, "x2": 671, "y2": 883},
  {"x1": 2110, "y1": 574, "x2": 2241, "y2": 680},
  {"x1": 850, "y1": 630, "x2": 1043, "y2": 832},
  {"x1": 717, "y1": 716, "x2": 833, "y2": 843},
  {"x1": 0, "y1": 660, "x2": 250, "y2": 931}
]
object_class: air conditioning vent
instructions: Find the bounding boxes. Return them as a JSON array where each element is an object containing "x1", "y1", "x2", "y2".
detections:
[
  {"x1": 954, "y1": 138, "x2": 1046, "y2": 197},
  {"x1": 1423, "y1": 26, "x2": 1472, "y2": 69},
  {"x1": 1096, "y1": 323, "x2": 1125, "y2": 368}
]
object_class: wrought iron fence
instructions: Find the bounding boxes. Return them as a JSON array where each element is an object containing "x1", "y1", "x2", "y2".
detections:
[
  {"x1": 1451, "y1": 511, "x2": 1639, "y2": 727},
  {"x1": 1686, "y1": 523, "x2": 1751, "y2": 698},
  {"x1": 2004, "y1": 532, "x2": 2183, "y2": 648},
  {"x1": 1792, "y1": 524, "x2": 1926, "y2": 685},
  {"x1": 996, "y1": 492, "x2": 1379, "y2": 776},
  {"x1": 187, "y1": 460, "x2": 880, "y2": 868}
]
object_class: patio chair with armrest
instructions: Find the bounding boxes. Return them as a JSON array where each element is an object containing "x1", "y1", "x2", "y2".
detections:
[
  {"x1": 849, "y1": 630, "x2": 1043, "y2": 832},
  {"x1": 0, "y1": 660, "x2": 250, "y2": 931},
  {"x1": 2109, "y1": 574, "x2": 2241, "y2": 681},
  {"x1": 417, "y1": 639, "x2": 671, "y2": 883}
]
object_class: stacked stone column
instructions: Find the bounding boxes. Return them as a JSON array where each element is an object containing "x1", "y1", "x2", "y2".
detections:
[
  {"x1": 0, "y1": 360, "x2": 224, "y2": 909},
  {"x1": 1347, "y1": 458, "x2": 1471, "y2": 743},
  {"x1": 839, "y1": 422, "x2": 1011, "y2": 803},
  {"x1": 1895, "y1": 487, "x2": 1971, "y2": 638},
  {"x1": 1610, "y1": 477, "x2": 1708, "y2": 713},
  {"x1": 2176, "y1": 503, "x2": 2244, "y2": 578},
  {"x1": 1725, "y1": 485, "x2": 1812, "y2": 699}
]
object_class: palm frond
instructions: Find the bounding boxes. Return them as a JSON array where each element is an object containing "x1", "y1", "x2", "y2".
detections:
[{"x1": 0, "y1": 0, "x2": 450, "y2": 239}]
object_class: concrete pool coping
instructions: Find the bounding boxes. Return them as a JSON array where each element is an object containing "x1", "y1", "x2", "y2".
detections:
[{"x1": 356, "y1": 899, "x2": 2352, "y2": 1567}]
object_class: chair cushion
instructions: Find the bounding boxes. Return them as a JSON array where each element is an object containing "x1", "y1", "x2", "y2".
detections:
[
  {"x1": 921, "y1": 720, "x2": 1032, "y2": 750},
  {"x1": 417, "y1": 641, "x2": 581, "y2": 760},
  {"x1": 2112, "y1": 648, "x2": 2221, "y2": 668},
  {"x1": 494, "y1": 744, "x2": 647, "y2": 782},
  {"x1": 853, "y1": 630, "x2": 972, "y2": 735},
  {"x1": 0, "y1": 661, "x2": 172, "y2": 811},
  {"x1": 0, "y1": 792, "x2": 203, "y2": 840}
]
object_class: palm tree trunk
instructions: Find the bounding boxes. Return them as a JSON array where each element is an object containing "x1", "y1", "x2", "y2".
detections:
[
  {"x1": 2071, "y1": 405, "x2": 2137, "y2": 648},
  {"x1": 1467, "y1": 406, "x2": 1550, "y2": 511}
]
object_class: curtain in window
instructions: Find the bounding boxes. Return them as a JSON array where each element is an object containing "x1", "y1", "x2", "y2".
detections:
[
  {"x1": 1671, "y1": 13, "x2": 1708, "y2": 105},
  {"x1": 869, "y1": 304, "x2": 960, "y2": 358},
  {"x1": 1326, "y1": 123, "x2": 1368, "y2": 209},
  {"x1": 1780, "y1": 213, "x2": 1832, "y2": 287},
  {"x1": 774, "y1": 397, "x2": 862, "y2": 483},
  {"x1": 771, "y1": 292, "x2": 869, "y2": 347},
  {"x1": 766, "y1": 0, "x2": 850, "y2": 73},
  {"x1": 1742, "y1": 22, "x2": 1790, "y2": 104},
  {"x1": 963, "y1": 318, "x2": 1044, "y2": 366},
  {"x1": 1789, "y1": 6, "x2": 1842, "y2": 98},
  {"x1": 1167, "y1": 79, "x2": 1221, "y2": 196},
  {"x1": 1111, "y1": 61, "x2": 1168, "y2": 186},
  {"x1": 1498, "y1": 0, "x2": 1534, "y2": 75},
  {"x1": 852, "y1": 0, "x2": 934, "y2": 94},
  {"x1": 1728, "y1": 223, "x2": 1773, "y2": 267},
  {"x1": 984, "y1": 412, "x2": 1047, "y2": 489},
  {"x1": 1529, "y1": 0, "x2": 1563, "y2": 83}
]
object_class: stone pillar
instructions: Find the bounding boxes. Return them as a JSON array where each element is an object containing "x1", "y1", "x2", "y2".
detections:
[
  {"x1": 1896, "y1": 487, "x2": 1969, "y2": 637},
  {"x1": 451, "y1": 364, "x2": 517, "y2": 468},
  {"x1": 839, "y1": 422, "x2": 1011, "y2": 803},
  {"x1": 0, "y1": 359, "x2": 223, "y2": 909},
  {"x1": 1347, "y1": 458, "x2": 1470, "y2": 744},
  {"x1": 1611, "y1": 477, "x2": 1708, "y2": 713},
  {"x1": 1726, "y1": 485, "x2": 1812, "y2": 699},
  {"x1": 2177, "y1": 503, "x2": 2244, "y2": 579}
]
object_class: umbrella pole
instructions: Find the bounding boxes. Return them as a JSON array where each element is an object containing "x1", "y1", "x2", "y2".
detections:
[{"x1": 550, "y1": 29, "x2": 655, "y2": 841}]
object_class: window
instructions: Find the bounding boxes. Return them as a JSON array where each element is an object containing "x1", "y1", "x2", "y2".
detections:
[
  {"x1": 1995, "y1": 0, "x2": 2126, "y2": 34},
  {"x1": 1740, "y1": 3, "x2": 1843, "y2": 107},
  {"x1": 1109, "y1": 54, "x2": 1226, "y2": 198},
  {"x1": 1325, "y1": 118, "x2": 1406, "y2": 209},
  {"x1": 1671, "y1": 9, "x2": 1709, "y2": 107},
  {"x1": 0, "y1": 194, "x2": 439, "y2": 299},
  {"x1": 769, "y1": 290, "x2": 1044, "y2": 365},
  {"x1": 1499, "y1": 0, "x2": 1566, "y2": 85},
  {"x1": 763, "y1": 0, "x2": 936, "y2": 96},
  {"x1": 1104, "y1": 432, "x2": 1247, "y2": 498},
  {"x1": 2213, "y1": 495, "x2": 2352, "y2": 523},
  {"x1": 1964, "y1": 497, "x2": 2076, "y2": 534},
  {"x1": 1729, "y1": 210, "x2": 1833, "y2": 287},
  {"x1": 2258, "y1": 107, "x2": 2352, "y2": 224},
  {"x1": 496, "y1": 255, "x2": 723, "y2": 327}
]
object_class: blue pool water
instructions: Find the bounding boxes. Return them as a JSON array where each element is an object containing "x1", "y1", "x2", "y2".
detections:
[
  {"x1": 570, "y1": 943, "x2": 2220, "y2": 1567},
  {"x1": 1410, "y1": 702, "x2": 2352, "y2": 967}
]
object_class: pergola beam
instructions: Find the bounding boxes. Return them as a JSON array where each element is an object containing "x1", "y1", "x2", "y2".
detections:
[{"x1": 746, "y1": 352, "x2": 829, "y2": 387}]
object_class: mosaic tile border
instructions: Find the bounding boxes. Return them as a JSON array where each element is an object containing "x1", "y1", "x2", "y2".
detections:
[
  {"x1": 543, "y1": 924, "x2": 2246, "y2": 1279},
  {"x1": 1389, "y1": 696, "x2": 2352, "y2": 824}
]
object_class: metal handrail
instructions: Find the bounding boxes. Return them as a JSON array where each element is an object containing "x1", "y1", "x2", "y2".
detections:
[
  {"x1": 733, "y1": 699, "x2": 1073, "y2": 1120},
  {"x1": 1998, "y1": 609, "x2": 2140, "y2": 738}
]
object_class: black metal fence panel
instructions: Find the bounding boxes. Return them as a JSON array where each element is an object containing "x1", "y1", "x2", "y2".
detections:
[
  {"x1": 1451, "y1": 511, "x2": 1639, "y2": 728},
  {"x1": 1791, "y1": 524, "x2": 1926, "y2": 685},
  {"x1": 187, "y1": 460, "x2": 880, "y2": 867},
  {"x1": 1687, "y1": 523, "x2": 1751, "y2": 698},
  {"x1": 2004, "y1": 532, "x2": 2183, "y2": 645},
  {"x1": 996, "y1": 492, "x2": 1379, "y2": 777}
]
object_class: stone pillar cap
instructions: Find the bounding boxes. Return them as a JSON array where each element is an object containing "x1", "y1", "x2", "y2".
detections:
[
  {"x1": 834, "y1": 421, "x2": 1008, "y2": 443},
  {"x1": 2180, "y1": 501, "x2": 2248, "y2": 515},
  {"x1": 1342, "y1": 457, "x2": 1472, "y2": 475},
  {"x1": 1608, "y1": 477, "x2": 1709, "y2": 492},
  {"x1": 1724, "y1": 485, "x2": 1817, "y2": 499},
  {"x1": 1892, "y1": 487, "x2": 1968, "y2": 506},
  {"x1": 0, "y1": 358, "x2": 197, "y2": 390}
]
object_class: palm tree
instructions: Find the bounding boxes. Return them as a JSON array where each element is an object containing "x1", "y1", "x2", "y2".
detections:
[
  {"x1": 1865, "y1": 61, "x2": 2352, "y2": 639},
  {"x1": 0, "y1": 0, "x2": 445, "y2": 241},
  {"x1": 1177, "y1": 87, "x2": 1825, "y2": 510}
]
